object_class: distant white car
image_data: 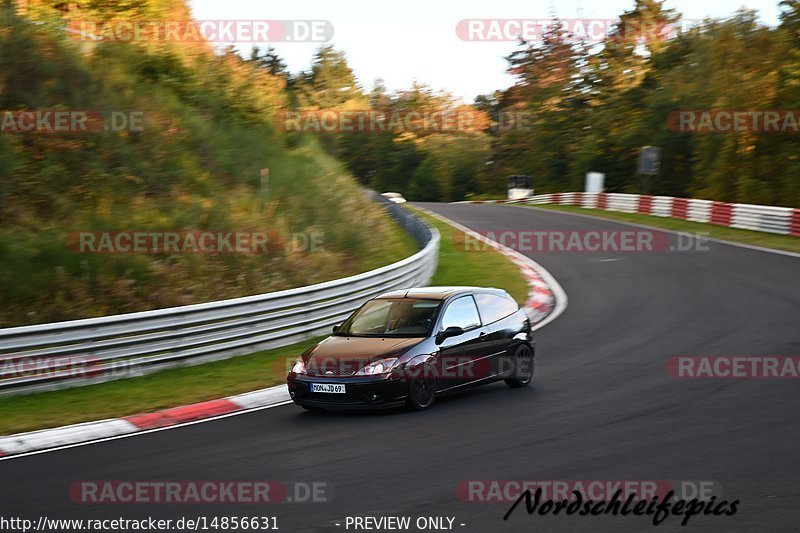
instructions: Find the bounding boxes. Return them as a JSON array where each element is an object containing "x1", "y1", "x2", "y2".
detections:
[
  {"x1": 381, "y1": 192, "x2": 407, "y2": 204},
  {"x1": 507, "y1": 175, "x2": 534, "y2": 201}
]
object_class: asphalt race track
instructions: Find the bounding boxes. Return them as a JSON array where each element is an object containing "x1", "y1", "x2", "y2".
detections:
[{"x1": 2, "y1": 203, "x2": 799, "y2": 533}]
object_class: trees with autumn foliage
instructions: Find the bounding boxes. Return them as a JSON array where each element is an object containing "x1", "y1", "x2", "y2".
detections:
[
  {"x1": 286, "y1": 49, "x2": 494, "y2": 202},
  {"x1": 482, "y1": 0, "x2": 800, "y2": 207},
  {"x1": 0, "y1": 1, "x2": 417, "y2": 326},
  {"x1": 294, "y1": 1, "x2": 798, "y2": 206}
]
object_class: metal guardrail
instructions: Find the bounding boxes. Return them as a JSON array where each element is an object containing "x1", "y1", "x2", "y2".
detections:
[{"x1": 0, "y1": 193, "x2": 439, "y2": 395}]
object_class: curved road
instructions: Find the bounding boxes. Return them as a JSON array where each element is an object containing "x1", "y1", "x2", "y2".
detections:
[{"x1": 2, "y1": 203, "x2": 799, "y2": 532}]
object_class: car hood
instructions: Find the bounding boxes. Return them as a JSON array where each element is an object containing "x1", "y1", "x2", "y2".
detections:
[{"x1": 304, "y1": 336, "x2": 423, "y2": 376}]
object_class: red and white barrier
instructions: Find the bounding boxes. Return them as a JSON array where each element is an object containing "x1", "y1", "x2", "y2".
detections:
[
  {"x1": 0, "y1": 387, "x2": 291, "y2": 457},
  {"x1": 479, "y1": 192, "x2": 800, "y2": 237}
]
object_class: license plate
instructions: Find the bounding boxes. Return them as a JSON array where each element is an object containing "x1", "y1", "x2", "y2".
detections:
[{"x1": 310, "y1": 383, "x2": 346, "y2": 394}]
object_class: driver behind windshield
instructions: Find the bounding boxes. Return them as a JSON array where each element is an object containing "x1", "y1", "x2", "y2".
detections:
[{"x1": 338, "y1": 299, "x2": 440, "y2": 337}]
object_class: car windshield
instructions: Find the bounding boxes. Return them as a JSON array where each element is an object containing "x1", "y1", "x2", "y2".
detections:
[{"x1": 336, "y1": 298, "x2": 441, "y2": 337}]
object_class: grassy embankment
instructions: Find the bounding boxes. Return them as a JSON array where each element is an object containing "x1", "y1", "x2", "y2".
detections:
[{"x1": 0, "y1": 5, "x2": 416, "y2": 327}]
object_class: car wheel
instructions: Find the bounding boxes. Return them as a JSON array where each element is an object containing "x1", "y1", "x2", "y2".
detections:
[
  {"x1": 406, "y1": 365, "x2": 437, "y2": 410},
  {"x1": 505, "y1": 344, "x2": 534, "y2": 388}
]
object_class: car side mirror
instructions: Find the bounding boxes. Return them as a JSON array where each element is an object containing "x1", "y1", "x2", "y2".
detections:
[
  {"x1": 332, "y1": 324, "x2": 341, "y2": 334},
  {"x1": 436, "y1": 326, "x2": 464, "y2": 345}
]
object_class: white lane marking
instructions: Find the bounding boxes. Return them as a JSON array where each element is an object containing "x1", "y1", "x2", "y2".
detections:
[
  {"x1": 0, "y1": 418, "x2": 139, "y2": 455},
  {"x1": 226, "y1": 387, "x2": 290, "y2": 409},
  {"x1": 504, "y1": 204, "x2": 800, "y2": 260},
  {"x1": 594, "y1": 258, "x2": 623, "y2": 262},
  {"x1": 0, "y1": 396, "x2": 293, "y2": 462},
  {"x1": 412, "y1": 205, "x2": 568, "y2": 332}
]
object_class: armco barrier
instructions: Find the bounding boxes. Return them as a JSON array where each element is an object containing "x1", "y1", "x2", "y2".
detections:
[
  {"x1": 511, "y1": 192, "x2": 800, "y2": 237},
  {"x1": 0, "y1": 192, "x2": 439, "y2": 396},
  {"x1": 686, "y1": 199, "x2": 713, "y2": 223},
  {"x1": 606, "y1": 193, "x2": 639, "y2": 213}
]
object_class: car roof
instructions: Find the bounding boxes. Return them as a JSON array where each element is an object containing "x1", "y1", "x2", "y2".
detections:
[{"x1": 375, "y1": 286, "x2": 508, "y2": 300}]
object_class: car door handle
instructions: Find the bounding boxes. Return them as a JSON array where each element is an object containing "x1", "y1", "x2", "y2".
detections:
[{"x1": 478, "y1": 332, "x2": 487, "y2": 339}]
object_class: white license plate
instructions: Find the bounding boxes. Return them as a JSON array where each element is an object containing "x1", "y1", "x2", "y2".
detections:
[{"x1": 310, "y1": 383, "x2": 346, "y2": 394}]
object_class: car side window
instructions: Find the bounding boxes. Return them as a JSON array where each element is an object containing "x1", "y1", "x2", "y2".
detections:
[
  {"x1": 440, "y1": 296, "x2": 481, "y2": 331},
  {"x1": 474, "y1": 293, "x2": 519, "y2": 325}
]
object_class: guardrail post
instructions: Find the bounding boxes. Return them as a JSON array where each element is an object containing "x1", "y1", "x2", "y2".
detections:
[
  {"x1": 791, "y1": 209, "x2": 800, "y2": 237},
  {"x1": 671, "y1": 197, "x2": 688, "y2": 219},
  {"x1": 637, "y1": 195, "x2": 652, "y2": 215},
  {"x1": 596, "y1": 192, "x2": 607, "y2": 210},
  {"x1": 710, "y1": 201, "x2": 732, "y2": 227}
]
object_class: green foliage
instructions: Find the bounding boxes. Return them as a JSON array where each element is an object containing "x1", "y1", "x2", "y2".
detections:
[
  {"x1": 295, "y1": 69, "x2": 494, "y2": 202},
  {"x1": 0, "y1": 5, "x2": 417, "y2": 327},
  {"x1": 292, "y1": 46, "x2": 365, "y2": 109}
]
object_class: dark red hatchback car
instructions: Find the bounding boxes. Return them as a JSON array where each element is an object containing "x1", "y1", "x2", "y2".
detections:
[{"x1": 286, "y1": 286, "x2": 534, "y2": 411}]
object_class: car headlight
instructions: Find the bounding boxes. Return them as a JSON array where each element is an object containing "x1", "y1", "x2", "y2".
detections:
[
  {"x1": 355, "y1": 357, "x2": 399, "y2": 376},
  {"x1": 291, "y1": 358, "x2": 306, "y2": 374}
]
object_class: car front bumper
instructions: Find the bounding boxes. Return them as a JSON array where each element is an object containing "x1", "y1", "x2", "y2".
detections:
[{"x1": 287, "y1": 373, "x2": 408, "y2": 410}]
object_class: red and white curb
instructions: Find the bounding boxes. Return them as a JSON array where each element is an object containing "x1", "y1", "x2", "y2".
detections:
[
  {"x1": 0, "y1": 214, "x2": 566, "y2": 460},
  {"x1": 0, "y1": 387, "x2": 291, "y2": 459}
]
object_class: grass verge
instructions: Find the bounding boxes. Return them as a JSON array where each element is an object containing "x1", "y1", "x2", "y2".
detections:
[
  {"x1": 530, "y1": 204, "x2": 800, "y2": 254},
  {"x1": 0, "y1": 208, "x2": 529, "y2": 436},
  {"x1": 0, "y1": 339, "x2": 321, "y2": 436}
]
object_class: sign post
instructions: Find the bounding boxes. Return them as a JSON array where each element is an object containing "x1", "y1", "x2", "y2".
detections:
[{"x1": 638, "y1": 146, "x2": 660, "y2": 195}]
